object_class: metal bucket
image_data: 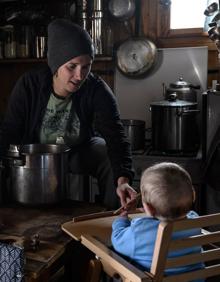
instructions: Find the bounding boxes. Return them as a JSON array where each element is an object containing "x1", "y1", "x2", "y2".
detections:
[{"x1": 7, "y1": 144, "x2": 70, "y2": 206}]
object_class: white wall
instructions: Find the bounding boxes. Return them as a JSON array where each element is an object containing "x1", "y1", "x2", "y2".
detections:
[{"x1": 114, "y1": 46, "x2": 208, "y2": 131}]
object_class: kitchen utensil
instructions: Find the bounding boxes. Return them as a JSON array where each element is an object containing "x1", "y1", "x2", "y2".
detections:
[
  {"x1": 116, "y1": 0, "x2": 157, "y2": 78},
  {"x1": 150, "y1": 95, "x2": 200, "y2": 153},
  {"x1": 204, "y1": 2, "x2": 218, "y2": 16},
  {"x1": 113, "y1": 192, "x2": 141, "y2": 215},
  {"x1": 122, "y1": 119, "x2": 145, "y2": 150},
  {"x1": 163, "y1": 77, "x2": 200, "y2": 102},
  {"x1": 91, "y1": 10, "x2": 103, "y2": 54},
  {"x1": 5, "y1": 144, "x2": 70, "y2": 206},
  {"x1": 35, "y1": 36, "x2": 46, "y2": 58},
  {"x1": 108, "y1": 0, "x2": 135, "y2": 21}
]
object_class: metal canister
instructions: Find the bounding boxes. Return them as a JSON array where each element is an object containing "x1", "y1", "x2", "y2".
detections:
[{"x1": 91, "y1": 10, "x2": 103, "y2": 55}]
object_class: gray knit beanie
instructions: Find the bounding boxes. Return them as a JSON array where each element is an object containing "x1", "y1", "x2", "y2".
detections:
[{"x1": 47, "y1": 19, "x2": 94, "y2": 74}]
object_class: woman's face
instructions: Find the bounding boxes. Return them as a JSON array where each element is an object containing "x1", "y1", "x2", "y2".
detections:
[{"x1": 53, "y1": 54, "x2": 92, "y2": 96}]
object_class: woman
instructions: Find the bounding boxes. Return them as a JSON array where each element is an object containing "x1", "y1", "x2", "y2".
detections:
[{"x1": 0, "y1": 19, "x2": 136, "y2": 209}]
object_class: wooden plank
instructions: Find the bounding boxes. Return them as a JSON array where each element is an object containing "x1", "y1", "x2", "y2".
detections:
[
  {"x1": 150, "y1": 222, "x2": 173, "y2": 280},
  {"x1": 169, "y1": 232, "x2": 220, "y2": 251},
  {"x1": 72, "y1": 211, "x2": 115, "y2": 222},
  {"x1": 163, "y1": 265, "x2": 220, "y2": 282},
  {"x1": 173, "y1": 213, "x2": 220, "y2": 231},
  {"x1": 166, "y1": 249, "x2": 220, "y2": 268}
]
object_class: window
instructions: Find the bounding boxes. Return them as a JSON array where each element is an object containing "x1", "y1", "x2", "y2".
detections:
[
  {"x1": 158, "y1": 0, "x2": 216, "y2": 37},
  {"x1": 170, "y1": 0, "x2": 208, "y2": 29}
]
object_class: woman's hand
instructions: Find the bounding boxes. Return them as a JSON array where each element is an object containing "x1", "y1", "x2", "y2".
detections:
[{"x1": 116, "y1": 177, "x2": 137, "y2": 207}]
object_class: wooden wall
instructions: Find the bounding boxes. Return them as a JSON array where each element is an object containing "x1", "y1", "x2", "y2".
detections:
[
  {"x1": 111, "y1": 0, "x2": 219, "y2": 88},
  {"x1": 0, "y1": 0, "x2": 219, "y2": 118}
]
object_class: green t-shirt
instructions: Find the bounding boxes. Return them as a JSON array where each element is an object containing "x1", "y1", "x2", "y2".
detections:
[{"x1": 40, "y1": 93, "x2": 80, "y2": 145}]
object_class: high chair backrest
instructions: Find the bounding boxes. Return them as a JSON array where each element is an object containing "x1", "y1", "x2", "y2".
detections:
[
  {"x1": 62, "y1": 212, "x2": 220, "y2": 282},
  {"x1": 149, "y1": 212, "x2": 220, "y2": 282}
]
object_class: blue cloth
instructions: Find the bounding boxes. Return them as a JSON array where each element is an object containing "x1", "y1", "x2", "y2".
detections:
[{"x1": 111, "y1": 210, "x2": 204, "y2": 282}]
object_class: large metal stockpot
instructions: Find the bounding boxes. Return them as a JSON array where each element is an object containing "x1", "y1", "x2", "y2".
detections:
[
  {"x1": 150, "y1": 97, "x2": 200, "y2": 153},
  {"x1": 6, "y1": 144, "x2": 70, "y2": 205}
]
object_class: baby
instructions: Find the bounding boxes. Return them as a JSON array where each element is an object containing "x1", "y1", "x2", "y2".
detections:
[{"x1": 111, "y1": 162, "x2": 204, "y2": 281}]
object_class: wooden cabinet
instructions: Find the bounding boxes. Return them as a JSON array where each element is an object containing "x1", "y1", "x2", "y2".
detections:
[{"x1": 0, "y1": 0, "x2": 115, "y2": 118}]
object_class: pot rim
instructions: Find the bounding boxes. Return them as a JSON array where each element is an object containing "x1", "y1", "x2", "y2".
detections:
[
  {"x1": 150, "y1": 100, "x2": 197, "y2": 107},
  {"x1": 19, "y1": 144, "x2": 71, "y2": 155},
  {"x1": 122, "y1": 119, "x2": 145, "y2": 126}
]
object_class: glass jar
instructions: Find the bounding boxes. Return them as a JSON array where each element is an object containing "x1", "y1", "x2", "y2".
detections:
[
  {"x1": 17, "y1": 25, "x2": 31, "y2": 58},
  {"x1": 3, "y1": 25, "x2": 16, "y2": 59}
]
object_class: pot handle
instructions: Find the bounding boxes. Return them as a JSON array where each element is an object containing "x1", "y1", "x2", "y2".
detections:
[
  {"x1": 2, "y1": 157, "x2": 25, "y2": 167},
  {"x1": 189, "y1": 84, "x2": 200, "y2": 90},
  {"x1": 176, "y1": 109, "x2": 200, "y2": 116}
]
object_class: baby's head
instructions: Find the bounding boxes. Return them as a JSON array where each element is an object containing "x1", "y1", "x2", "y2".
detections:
[{"x1": 140, "y1": 162, "x2": 195, "y2": 221}]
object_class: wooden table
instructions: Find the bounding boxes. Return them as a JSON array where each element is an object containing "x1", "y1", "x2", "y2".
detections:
[{"x1": 0, "y1": 201, "x2": 104, "y2": 281}]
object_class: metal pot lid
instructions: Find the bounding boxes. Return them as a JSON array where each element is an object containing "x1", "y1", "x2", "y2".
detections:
[
  {"x1": 116, "y1": 37, "x2": 157, "y2": 77},
  {"x1": 169, "y1": 77, "x2": 191, "y2": 89},
  {"x1": 150, "y1": 99, "x2": 197, "y2": 107}
]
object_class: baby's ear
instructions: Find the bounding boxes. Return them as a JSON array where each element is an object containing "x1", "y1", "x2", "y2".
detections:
[
  {"x1": 143, "y1": 202, "x2": 156, "y2": 217},
  {"x1": 192, "y1": 186, "x2": 196, "y2": 203}
]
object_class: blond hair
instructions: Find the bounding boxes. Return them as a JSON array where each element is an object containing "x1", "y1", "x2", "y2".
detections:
[{"x1": 140, "y1": 162, "x2": 194, "y2": 221}]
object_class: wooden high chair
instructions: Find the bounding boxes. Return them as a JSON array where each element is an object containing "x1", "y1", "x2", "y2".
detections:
[{"x1": 62, "y1": 211, "x2": 220, "y2": 282}]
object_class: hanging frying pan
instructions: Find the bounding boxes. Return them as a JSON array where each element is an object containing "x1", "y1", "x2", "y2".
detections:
[
  {"x1": 116, "y1": 0, "x2": 157, "y2": 78},
  {"x1": 108, "y1": 0, "x2": 136, "y2": 21}
]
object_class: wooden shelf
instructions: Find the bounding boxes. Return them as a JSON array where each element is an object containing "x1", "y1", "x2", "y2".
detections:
[
  {"x1": 0, "y1": 58, "x2": 46, "y2": 63},
  {"x1": 0, "y1": 56, "x2": 113, "y2": 64}
]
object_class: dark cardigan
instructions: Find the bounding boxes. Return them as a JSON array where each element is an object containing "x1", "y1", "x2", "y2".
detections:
[{"x1": 0, "y1": 65, "x2": 134, "y2": 183}]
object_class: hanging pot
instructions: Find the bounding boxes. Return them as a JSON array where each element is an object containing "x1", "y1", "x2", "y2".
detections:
[
  {"x1": 108, "y1": 0, "x2": 136, "y2": 21},
  {"x1": 163, "y1": 77, "x2": 200, "y2": 102},
  {"x1": 150, "y1": 95, "x2": 200, "y2": 153},
  {"x1": 116, "y1": 0, "x2": 157, "y2": 78}
]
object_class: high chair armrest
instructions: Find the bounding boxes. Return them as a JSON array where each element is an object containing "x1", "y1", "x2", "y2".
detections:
[{"x1": 81, "y1": 234, "x2": 152, "y2": 282}]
